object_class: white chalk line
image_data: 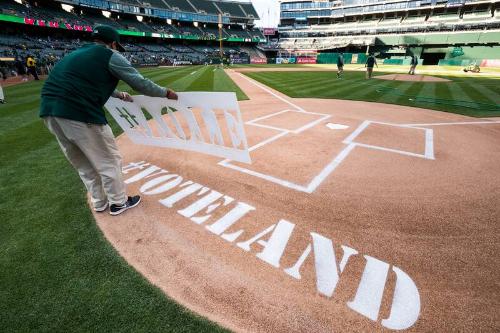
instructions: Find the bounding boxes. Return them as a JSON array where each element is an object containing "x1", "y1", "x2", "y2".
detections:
[
  {"x1": 306, "y1": 143, "x2": 357, "y2": 193},
  {"x1": 425, "y1": 129, "x2": 435, "y2": 160},
  {"x1": 246, "y1": 109, "x2": 331, "y2": 134},
  {"x1": 344, "y1": 121, "x2": 435, "y2": 161},
  {"x1": 218, "y1": 73, "x2": 434, "y2": 193},
  {"x1": 216, "y1": 74, "x2": 497, "y2": 193},
  {"x1": 246, "y1": 109, "x2": 291, "y2": 124},
  {"x1": 237, "y1": 73, "x2": 307, "y2": 113},
  {"x1": 219, "y1": 104, "x2": 338, "y2": 193},
  {"x1": 401, "y1": 120, "x2": 500, "y2": 127}
]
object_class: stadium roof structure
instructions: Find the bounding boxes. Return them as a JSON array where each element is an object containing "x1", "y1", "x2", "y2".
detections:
[{"x1": 56, "y1": 0, "x2": 259, "y2": 22}]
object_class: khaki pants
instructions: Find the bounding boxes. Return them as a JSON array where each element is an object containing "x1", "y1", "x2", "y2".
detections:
[{"x1": 43, "y1": 116, "x2": 127, "y2": 208}]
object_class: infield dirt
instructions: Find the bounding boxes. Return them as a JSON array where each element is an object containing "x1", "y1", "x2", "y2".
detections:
[{"x1": 93, "y1": 68, "x2": 500, "y2": 332}]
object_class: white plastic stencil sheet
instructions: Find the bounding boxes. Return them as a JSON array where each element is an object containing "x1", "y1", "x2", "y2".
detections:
[{"x1": 105, "y1": 92, "x2": 251, "y2": 164}]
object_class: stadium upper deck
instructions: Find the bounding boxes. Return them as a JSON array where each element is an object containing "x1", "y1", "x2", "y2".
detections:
[
  {"x1": 279, "y1": 0, "x2": 500, "y2": 36},
  {"x1": 274, "y1": 0, "x2": 500, "y2": 52},
  {"x1": 0, "y1": 0, "x2": 265, "y2": 42}
]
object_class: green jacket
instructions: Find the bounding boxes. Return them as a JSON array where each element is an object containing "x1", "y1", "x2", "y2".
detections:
[{"x1": 40, "y1": 43, "x2": 166, "y2": 124}]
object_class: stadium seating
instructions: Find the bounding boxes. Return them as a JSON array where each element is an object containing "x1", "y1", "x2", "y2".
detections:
[
  {"x1": 192, "y1": 0, "x2": 219, "y2": 15},
  {"x1": 0, "y1": 1, "x2": 29, "y2": 16},
  {"x1": 0, "y1": 0, "x2": 264, "y2": 73},
  {"x1": 0, "y1": 29, "x2": 260, "y2": 70},
  {"x1": 165, "y1": 0, "x2": 197, "y2": 12},
  {"x1": 273, "y1": 0, "x2": 500, "y2": 53},
  {"x1": 461, "y1": 9, "x2": 493, "y2": 22},
  {"x1": 240, "y1": 3, "x2": 258, "y2": 18},
  {"x1": 215, "y1": 2, "x2": 246, "y2": 17},
  {"x1": 0, "y1": 0, "x2": 266, "y2": 42}
]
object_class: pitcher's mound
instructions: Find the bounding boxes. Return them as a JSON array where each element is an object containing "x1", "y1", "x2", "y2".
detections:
[{"x1": 375, "y1": 74, "x2": 451, "y2": 82}]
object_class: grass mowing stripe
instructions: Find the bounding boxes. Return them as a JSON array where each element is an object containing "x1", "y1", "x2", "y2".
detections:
[
  {"x1": 475, "y1": 84, "x2": 500, "y2": 105},
  {"x1": 261, "y1": 72, "x2": 340, "y2": 90},
  {"x1": 165, "y1": 66, "x2": 208, "y2": 91},
  {"x1": 245, "y1": 70, "x2": 499, "y2": 117},
  {"x1": 459, "y1": 82, "x2": 500, "y2": 106},
  {"x1": 214, "y1": 69, "x2": 248, "y2": 100},
  {"x1": 0, "y1": 120, "x2": 54, "y2": 167},
  {"x1": 0, "y1": 104, "x2": 40, "y2": 133},
  {"x1": 143, "y1": 66, "x2": 196, "y2": 81},
  {"x1": 116, "y1": 67, "x2": 196, "y2": 93},
  {"x1": 301, "y1": 77, "x2": 369, "y2": 98},
  {"x1": 337, "y1": 77, "x2": 401, "y2": 102},
  {"x1": 184, "y1": 66, "x2": 214, "y2": 91},
  {"x1": 393, "y1": 82, "x2": 428, "y2": 105}
]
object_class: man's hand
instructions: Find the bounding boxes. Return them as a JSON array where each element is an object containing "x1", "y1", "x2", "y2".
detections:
[
  {"x1": 166, "y1": 89, "x2": 178, "y2": 100},
  {"x1": 119, "y1": 91, "x2": 133, "y2": 102}
]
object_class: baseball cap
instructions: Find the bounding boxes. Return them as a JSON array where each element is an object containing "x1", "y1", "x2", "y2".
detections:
[{"x1": 92, "y1": 25, "x2": 125, "y2": 52}]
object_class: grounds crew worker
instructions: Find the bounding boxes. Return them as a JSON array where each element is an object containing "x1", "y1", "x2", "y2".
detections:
[
  {"x1": 0, "y1": 70, "x2": 4, "y2": 103},
  {"x1": 26, "y1": 55, "x2": 39, "y2": 80},
  {"x1": 336, "y1": 52, "x2": 344, "y2": 79},
  {"x1": 365, "y1": 53, "x2": 378, "y2": 79},
  {"x1": 40, "y1": 25, "x2": 178, "y2": 215},
  {"x1": 0, "y1": 80, "x2": 4, "y2": 104},
  {"x1": 408, "y1": 55, "x2": 418, "y2": 75}
]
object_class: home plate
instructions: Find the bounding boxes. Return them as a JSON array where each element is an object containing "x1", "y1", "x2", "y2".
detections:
[{"x1": 326, "y1": 123, "x2": 349, "y2": 130}]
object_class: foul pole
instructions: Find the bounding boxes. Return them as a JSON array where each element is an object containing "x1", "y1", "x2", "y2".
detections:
[{"x1": 218, "y1": 14, "x2": 223, "y2": 64}]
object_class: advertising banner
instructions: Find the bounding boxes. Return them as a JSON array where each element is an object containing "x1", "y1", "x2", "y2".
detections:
[
  {"x1": 480, "y1": 59, "x2": 500, "y2": 67},
  {"x1": 263, "y1": 28, "x2": 277, "y2": 36},
  {"x1": 250, "y1": 57, "x2": 267, "y2": 64},
  {"x1": 230, "y1": 57, "x2": 250, "y2": 64},
  {"x1": 276, "y1": 57, "x2": 296, "y2": 64},
  {"x1": 296, "y1": 57, "x2": 317, "y2": 64}
]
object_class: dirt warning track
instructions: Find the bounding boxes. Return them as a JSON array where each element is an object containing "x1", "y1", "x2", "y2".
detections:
[{"x1": 93, "y1": 69, "x2": 500, "y2": 332}]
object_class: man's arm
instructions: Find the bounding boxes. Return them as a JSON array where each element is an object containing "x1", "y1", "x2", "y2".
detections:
[
  {"x1": 111, "y1": 90, "x2": 133, "y2": 102},
  {"x1": 108, "y1": 51, "x2": 177, "y2": 99}
]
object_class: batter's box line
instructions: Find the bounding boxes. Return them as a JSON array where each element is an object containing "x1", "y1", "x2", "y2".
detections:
[
  {"x1": 343, "y1": 120, "x2": 435, "y2": 160},
  {"x1": 246, "y1": 109, "x2": 332, "y2": 134},
  {"x1": 224, "y1": 73, "x2": 435, "y2": 193},
  {"x1": 218, "y1": 120, "x2": 435, "y2": 194}
]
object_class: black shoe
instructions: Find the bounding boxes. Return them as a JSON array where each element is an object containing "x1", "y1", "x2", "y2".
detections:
[{"x1": 110, "y1": 195, "x2": 141, "y2": 216}]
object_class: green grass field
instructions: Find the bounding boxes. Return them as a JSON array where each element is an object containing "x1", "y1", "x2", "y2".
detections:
[
  {"x1": 244, "y1": 70, "x2": 500, "y2": 117},
  {"x1": 0, "y1": 66, "x2": 236, "y2": 333},
  {"x1": 1, "y1": 64, "x2": 499, "y2": 332}
]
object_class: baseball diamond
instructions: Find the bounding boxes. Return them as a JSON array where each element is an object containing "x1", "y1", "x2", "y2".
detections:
[{"x1": 1, "y1": 0, "x2": 500, "y2": 332}]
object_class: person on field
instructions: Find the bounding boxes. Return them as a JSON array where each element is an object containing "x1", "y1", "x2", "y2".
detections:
[
  {"x1": 39, "y1": 25, "x2": 178, "y2": 216},
  {"x1": 336, "y1": 52, "x2": 344, "y2": 78},
  {"x1": 408, "y1": 55, "x2": 418, "y2": 75},
  {"x1": 26, "y1": 55, "x2": 39, "y2": 80},
  {"x1": 15, "y1": 56, "x2": 27, "y2": 81},
  {"x1": 365, "y1": 54, "x2": 378, "y2": 79},
  {"x1": 0, "y1": 80, "x2": 4, "y2": 104}
]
